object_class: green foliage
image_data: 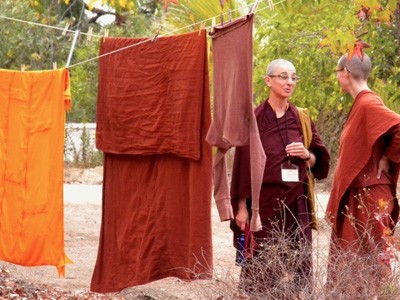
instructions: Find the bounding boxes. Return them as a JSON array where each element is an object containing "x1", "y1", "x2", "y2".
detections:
[
  {"x1": 161, "y1": 0, "x2": 249, "y2": 33},
  {"x1": 252, "y1": 0, "x2": 399, "y2": 170},
  {"x1": 1, "y1": 0, "x2": 160, "y2": 122},
  {"x1": 0, "y1": 1, "x2": 71, "y2": 70}
]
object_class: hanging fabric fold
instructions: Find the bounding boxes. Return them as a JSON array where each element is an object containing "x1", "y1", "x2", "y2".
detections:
[{"x1": 206, "y1": 13, "x2": 266, "y2": 232}]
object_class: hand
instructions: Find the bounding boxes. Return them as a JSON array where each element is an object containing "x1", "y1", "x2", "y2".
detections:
[
  {"x1": 285, "y1": 142, "x2": 309, "y2": 160},
  {"x1": 235, "y1": 198, "x2": 249, "y2": 231},
  {"x1": 377, "y1": 155, "x2": 390, "y2": 179}
]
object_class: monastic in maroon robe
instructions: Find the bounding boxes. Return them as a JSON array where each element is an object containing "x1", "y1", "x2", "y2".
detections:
[{"x1": 230, "y1": 101, "x2": 330, "y2": 294}]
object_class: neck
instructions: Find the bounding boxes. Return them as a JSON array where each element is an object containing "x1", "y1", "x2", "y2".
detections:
[
  {"x1": 348, "y1": 81, "x2": 370, "y2": 99},
  {"x1": 268, "y1": 96, "x2": 289, "y2": 118}
]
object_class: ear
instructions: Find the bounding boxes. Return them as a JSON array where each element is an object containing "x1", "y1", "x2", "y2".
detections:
[{"x1": 264, "y1": 76, "x2": 272, "y2": 87}]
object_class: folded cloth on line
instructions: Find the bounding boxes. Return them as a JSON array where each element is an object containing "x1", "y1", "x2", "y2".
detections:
[{"x1": 96, "y1": 31, "x2": 206, "y2": 160}]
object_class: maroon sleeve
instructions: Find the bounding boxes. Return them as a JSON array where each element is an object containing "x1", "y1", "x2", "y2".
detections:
[
  {"x1": 230, "y1": 145, "x2": 252, "y2": 201},
  {"x1": 309, "y1": 121, "x2": 330, "y2": 180}
]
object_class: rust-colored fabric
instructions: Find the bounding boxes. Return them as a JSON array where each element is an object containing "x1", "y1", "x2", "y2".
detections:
[
  {"x1": 91, "y1": 30, "x2": 213, "y2": 293},
  {"x1": 330, "y1": 185, "x2": 394, "y2": 254},
  {"x1": 326, "y1": 185, "x2": 396, "y2": 291},
  {"x1": 0, "y1": 68, "x2": 72, "y2": 276},
  {"x1": 96, "y1": 33, "x2": 204, "y2": 160},
  {"x1": 326, "y1": 90, "x2": 400, "y2": 232},
  {"x1": 206, "y1": 14, "x2": 266, "y2": 231},
  {"x1": 326, "y1": 91, "x2": 400, "y2": 288}
]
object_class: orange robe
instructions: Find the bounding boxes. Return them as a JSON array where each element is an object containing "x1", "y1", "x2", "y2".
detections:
[{"x1": 0, "y1": 68, "x2": 72, "y2": 276}]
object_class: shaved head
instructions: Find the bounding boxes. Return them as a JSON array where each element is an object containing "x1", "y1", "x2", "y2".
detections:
[
  {"x1": 266, "y1": 59, "x2": 296, "y2": 76},
  {"x1": 338, "y1": 53, "x2": 371, "y2": 81}
]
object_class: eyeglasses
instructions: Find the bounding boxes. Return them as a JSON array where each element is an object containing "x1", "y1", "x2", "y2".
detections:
[
  {"x1": 268, "y1": 73, "x2": 300, "y2": 82},
  {"x1": 334, "y1": 67, "x2": 351, "y2": 73}
]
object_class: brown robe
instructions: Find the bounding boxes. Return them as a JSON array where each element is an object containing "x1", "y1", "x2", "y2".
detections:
[
  {"x1": 230, "y1": 101, "x2": 330, "y2": 294},
  {"x1": 91, "y1": 30, "x2": 213, "y2": 293},
  {"x1": 206, "y1": 14, "x2": 266, "y2": 232}
]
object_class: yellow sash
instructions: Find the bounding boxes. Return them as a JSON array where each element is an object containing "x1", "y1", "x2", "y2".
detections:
[{"x1": 296, "y1": 107, "x2": 318, "y2": 230}]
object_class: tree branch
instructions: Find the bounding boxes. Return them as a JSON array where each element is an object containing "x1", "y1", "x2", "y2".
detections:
[{"x1": 85, "y1": 3, "x2": 116, "y2": 24}]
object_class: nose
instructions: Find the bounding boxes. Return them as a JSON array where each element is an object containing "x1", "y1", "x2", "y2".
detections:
[
  {"x1": 286, "y1": 78, "x2": 294, "y2": 85},
  {"x1": 288, "y1": 77, "x2": 296, "y2": 83}
]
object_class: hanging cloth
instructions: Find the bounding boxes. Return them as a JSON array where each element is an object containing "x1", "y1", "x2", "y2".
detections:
[
  {"x1": 206, "y1": 14, "x2": 265, "y2": 231},
  {"x1": 91, "y1": 30, "x2": 213, "y2": 293},
  {"x1": 0, "y1": 68, "x2": 72, "y2": 276}
]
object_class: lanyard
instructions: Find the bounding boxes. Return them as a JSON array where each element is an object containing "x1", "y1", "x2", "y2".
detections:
[{"x1": 276, "y1": 112, "x2": 289, "y2": 148}]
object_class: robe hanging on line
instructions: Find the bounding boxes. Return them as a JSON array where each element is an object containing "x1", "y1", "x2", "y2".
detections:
[
  {"x1": 206, "y1": 13, "x2": 266, "y2": 231},
  {"x1": 0, "y1": 68, "x2": 72, "y2": 276},
  {"x1": 92, "y1": 30, "x2": 213, "y2": 293}
]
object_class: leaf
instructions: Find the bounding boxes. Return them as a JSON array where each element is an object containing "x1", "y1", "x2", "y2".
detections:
[
  {"x1": 348, "y1": 40, "x2": 370, "y2": 61},
  {"x1": 31, "y1": 52, "x2": 41, "y2": 61},
  {"x1": 163, "y1": 0, "x2": 179, "y2": 12},
  {"x1": 387, "y1": 0, "x2": 397, "y2": 11},
  {"x1": 374, "y1": 8, "x2": 392, "y2": 25}
]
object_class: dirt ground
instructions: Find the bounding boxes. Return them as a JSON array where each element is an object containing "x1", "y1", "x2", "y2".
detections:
[
  {"x1": 4, "y1": 165, "x2": 400, "y2": 299},
  {"x1": 0, "y1": 166, "x2": 332, "y2": 299},
  {"x1": 0, "y1": 167, "x2": 338, "y2": 300}
]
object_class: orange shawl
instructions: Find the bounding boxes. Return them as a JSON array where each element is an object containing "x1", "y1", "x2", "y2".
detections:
[
  {"x1": 0, "y1": 68, "x2": 72, "y2": 276},
  {"x1": 326, "y1": 90, "x2": 400, "y2": 231}
]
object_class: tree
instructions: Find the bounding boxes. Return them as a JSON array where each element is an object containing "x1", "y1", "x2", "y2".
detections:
[
  {"x1": 160, "y1": 0, "x2": 399, "y2": 168},
  {"x1": 12, "y1": 0, "x2": 165, "y2": 122}
]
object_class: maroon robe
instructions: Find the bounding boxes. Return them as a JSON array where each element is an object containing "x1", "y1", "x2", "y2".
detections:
[{"x1": 230, "y1": 101, "x2": 330, "y2": 294}]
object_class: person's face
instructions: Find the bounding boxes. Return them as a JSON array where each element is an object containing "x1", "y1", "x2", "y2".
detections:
[
  {"x1": 264, "y1": 63, "x2": 298, "y2": 100},
  {"x1": 336, "y1": 64, "x2": 351, "y2": 93}
]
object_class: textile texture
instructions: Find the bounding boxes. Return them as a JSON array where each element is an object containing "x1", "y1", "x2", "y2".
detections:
[
  {"x1": 96, "y1": 33, "x2": 203, "y2": 161},
  {"x1": 0, "y1": 68, "x2": 71, "y2": 276},
  {"x1": 206, "y1": 14, "x2": 266, "y2": 231},
  {"x1": 91, "y1": 30, "x2": 213, "y2": 293}
]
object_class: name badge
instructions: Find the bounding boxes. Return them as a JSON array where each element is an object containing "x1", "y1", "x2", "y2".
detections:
[{"x1": 281, "y1": 162, "x2": 299, "y2": 182}]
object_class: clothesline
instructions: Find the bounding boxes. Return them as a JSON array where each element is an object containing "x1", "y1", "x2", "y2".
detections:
[
  {"x1": 68, "y1": 1, "x2": 281, "y2": 68},
  {"x1": 0, "y1": 15, "x2": 103, "y2": 38},
  {"x1": 0, "y1": 0, "x2": 282, "y2": 69}
]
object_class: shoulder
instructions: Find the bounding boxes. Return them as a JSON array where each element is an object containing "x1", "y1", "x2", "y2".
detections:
[
  {"x1": 356, "y1": 90, "x2": 384, "y2": 108},
  {"x1": 254, "y1": 100, "x2": 268, "y2": 115}
]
